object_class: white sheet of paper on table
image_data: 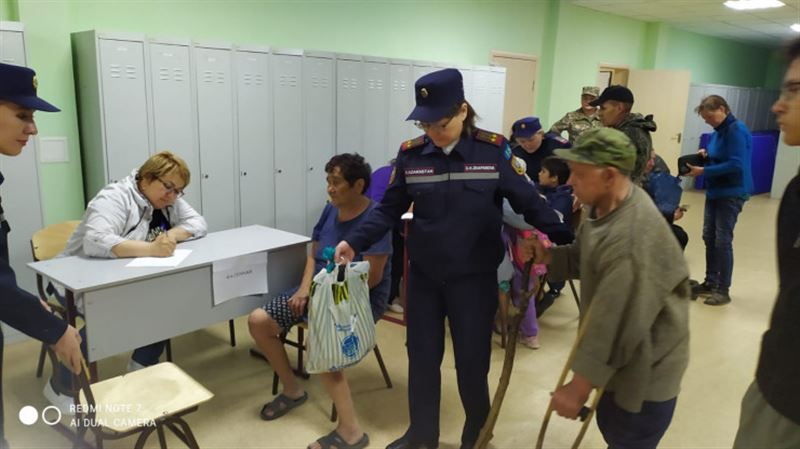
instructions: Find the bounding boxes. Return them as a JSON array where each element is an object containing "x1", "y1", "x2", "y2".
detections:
[
  {"x1": 212, "y1": 252, "x2": 268, "y2": 306},
  {"x1": 125, "y1": 249, "x2": 193, "y2": 267}
]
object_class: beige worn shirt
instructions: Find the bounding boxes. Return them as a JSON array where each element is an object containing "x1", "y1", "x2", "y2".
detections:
[{"x1": 548, "y1": 185, "x2": 690, "y2": 412}]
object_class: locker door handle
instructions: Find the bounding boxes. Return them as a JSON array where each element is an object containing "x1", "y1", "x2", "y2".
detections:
[
  {"x1": 242, "y1": 171, "x2": 247, "y2": 176},
  {"x1": 276, "y1": 169, "x2": 283, "y2": 174},
  {"x1": 203, "y1": 174, "x2": 209, "y2": 179},
  {"x1": 308, "y1": 166, "x2": 314, "y2": 171}
]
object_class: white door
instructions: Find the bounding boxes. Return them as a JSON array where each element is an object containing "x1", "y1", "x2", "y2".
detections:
[
  {"x1": 628, "y1": 69, "x2": 691, "y2": 173},
  {"x1": 491, "y1": 52, "x2": 537, "y2": 135},
  {"x1": 273, "y1": 53, "x2": 306, "y2": 235},
  {"x1": 148, "y1": 41, "x2": 202, "y2": 209},
  {"x1": 194, "y1": 46, "x2": 237, "y2": 231},
  {"x1": 236, "y1": 50, "x2": 274, "y2": 227},
  {"x1": 98, "y1": 39, "x2": 151, "y2": 184},
  {"x1": 304, "y1": 54, "x2": 335, "y2": 235}
]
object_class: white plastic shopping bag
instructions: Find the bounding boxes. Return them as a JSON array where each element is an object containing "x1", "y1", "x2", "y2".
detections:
[{"x1": 306, "y1": 261, "x2": 376, "y2": 373}]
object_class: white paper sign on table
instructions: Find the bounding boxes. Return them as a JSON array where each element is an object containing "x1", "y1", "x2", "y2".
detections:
[
  {"x1": 126, "y1": 249, "x2": 192, "y2": 267},
  {"x1": 212, "y1": 252, "x2": 268, "y2": 306}
]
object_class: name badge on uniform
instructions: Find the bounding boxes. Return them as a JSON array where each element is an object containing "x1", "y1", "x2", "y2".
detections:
[
  {"x1": 464, "y1": 164, "x2": 497, "y2": 173},
  {"x1": 405, "y1": 167, "x2": 435, "y2": 177}
]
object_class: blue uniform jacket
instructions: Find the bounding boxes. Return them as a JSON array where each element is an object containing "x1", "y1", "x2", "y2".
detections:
[
  {"x1": 0, "y1": 171, "x2": 66, "y2": 346},
  {"x1": 511, "y1": 132, "x2": 570, "y2": 180},
  {"x1": 346, "y1": 130, "x2": 573, "y2": 281}
]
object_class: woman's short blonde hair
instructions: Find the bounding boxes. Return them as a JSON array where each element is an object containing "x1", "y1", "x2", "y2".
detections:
[
  {"x1": 137, "y1": 151, "x2": 191, "y2": 186},
  {"x1": 695, "y1": 95, "x2": 730, "y2": 115}
]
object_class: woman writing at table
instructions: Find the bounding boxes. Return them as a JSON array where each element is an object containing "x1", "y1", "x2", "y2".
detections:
[{"x1": 45, "y1": 151, "x2": 206, "y2": 413}]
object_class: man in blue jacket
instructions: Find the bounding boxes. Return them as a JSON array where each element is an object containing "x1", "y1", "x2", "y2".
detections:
[{"x1": 0, "y1": 63, "x2": 82, "y2": 448}]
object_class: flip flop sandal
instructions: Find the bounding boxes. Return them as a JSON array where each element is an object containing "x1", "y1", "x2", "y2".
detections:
[
  {"x1": 308, "y1": 430, "x2": 369, "y2": 449},
  {"x1": 259, "y1": 391, "x2": 308, "y2": 421}
]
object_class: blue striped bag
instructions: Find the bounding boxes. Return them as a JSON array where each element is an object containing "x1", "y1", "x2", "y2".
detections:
[{"x1": 306, "y1": 261, "x2": 376, "y2": 373}]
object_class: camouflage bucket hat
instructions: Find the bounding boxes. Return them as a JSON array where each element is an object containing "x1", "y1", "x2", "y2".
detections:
[{"x1": 553, "y1": 127, "x2": 636, "y2": 172}]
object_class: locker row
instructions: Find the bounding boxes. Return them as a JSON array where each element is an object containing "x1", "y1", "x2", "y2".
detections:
[{"x1": 71, "y1": 31, "x2": 506, "y2": 236}]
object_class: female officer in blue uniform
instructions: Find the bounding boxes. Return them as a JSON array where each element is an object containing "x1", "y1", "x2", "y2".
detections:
[
  {"x1": 335, "y1": 69, "x2": 572, "y2": 449},
  {"x1": 508, "y1": 116, "x2": 571, "y2": 181},
  {"x1": 0, "y1": 63, "x2": 82, "y2": 448}
]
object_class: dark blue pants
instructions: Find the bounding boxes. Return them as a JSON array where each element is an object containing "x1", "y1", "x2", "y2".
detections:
[
  {"x1": 596, "y1": 393, "x2": 677, "y2": 449},
  {"x1": 702, "y1": 197, "x2": 745, "y2": 293},
  {"x1": 405, "y1": 267, "x2": 497, "y2": 447}
]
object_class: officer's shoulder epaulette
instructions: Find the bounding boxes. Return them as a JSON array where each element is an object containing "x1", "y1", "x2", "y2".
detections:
[
  {"x1": 546, "y1": 132, "x2": 570, "y2": 147},
  {"x1": 473, "y1": 129, "x2": 506, "y2": 147},
  {"x1": 400, "y1": 135, "x2": 428, "y2": 151}
]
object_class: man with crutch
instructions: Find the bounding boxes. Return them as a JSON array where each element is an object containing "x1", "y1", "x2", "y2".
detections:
[{"x1": 529, "y1": 128, "x2": 691, "y2": 449}]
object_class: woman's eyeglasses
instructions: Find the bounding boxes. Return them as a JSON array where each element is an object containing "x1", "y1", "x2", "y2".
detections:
[
  {"x1": 414, "y1": 115, "x2": 455, "y2": 131},
  {"x1": 157, "y1": 178, "x2": 185, "y2": 198}
]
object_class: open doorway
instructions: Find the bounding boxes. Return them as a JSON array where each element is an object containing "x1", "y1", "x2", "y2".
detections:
[
  {"x1": 597, "y1": 64, "x2": 630, "y2": 87},
  {"x1": 491, "y1": 50, "x2": 538, "y2": 135}
]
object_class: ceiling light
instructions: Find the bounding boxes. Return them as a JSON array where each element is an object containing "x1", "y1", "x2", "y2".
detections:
[
  {"x1": 792, "y1": 23, "x2": 800, "y2": 31},
  {"x1": 724, "y1": 0, "x2": 785, "y2": 10}
]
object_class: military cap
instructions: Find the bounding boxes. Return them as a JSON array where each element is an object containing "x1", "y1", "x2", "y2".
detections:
[
  {"x1": 407, "y1": 68, "x2": 464, "y2": 122},
  {"x1": 589, "y1": 85, "x2": 634, "y2": 107},
  {"x1": 0, "y1": 63, "x2": 60, "y2": 112},
  {"x1": 511, "y1": 116, "x2": 542, "y2": 138},
  {"x1": 582, "y1": 86, "x2": 600, "y2": 97},
  {"x1": 554, "y1": 127, "x2": 636, "y2": 172}
]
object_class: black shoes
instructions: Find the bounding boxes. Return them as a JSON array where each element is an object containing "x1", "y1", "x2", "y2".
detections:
[
  {"x1": 690, "y1": 280, "x2": 714, "y2": 300},
  {"x1": 690, "y1": 279, "x2": 731, "y2": 305},
  {"x1": 386, "y1": 436, "x2": 438, "y2": 449},
  {"x1": 536, "y1": 289, "x2": 561, "y2": 317},
  {"x1": 704, "y1": 291, "x2": 731, "y2": 306}
]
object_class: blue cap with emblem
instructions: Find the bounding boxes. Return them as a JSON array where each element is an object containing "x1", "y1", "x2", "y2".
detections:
[
  {"x1": 511, "y1": 117, "x2": 542, "y2": 138},
  {"x1": 0, "y1": 63, "x2": 60, "y2": 112},
  {"x1": 406, "y1": 68, "x2": 464, "y2": 123}
]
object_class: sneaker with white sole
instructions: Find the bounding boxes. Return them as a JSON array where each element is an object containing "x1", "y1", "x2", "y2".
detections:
[
  {"x1": 389, "y1": 302, "x2": 404, "y2": 313},
  {"x1": 521, "y1": 335, "x2": 541, "y2": 349},
  {"x1": 43, "y1": 377, "x2": 75, "y2": 416},
  {"x1": 127, "y1": 358, "x2": 147, "y2": 372}
]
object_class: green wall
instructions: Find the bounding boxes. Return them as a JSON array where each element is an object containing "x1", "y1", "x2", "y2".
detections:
[
  {"x1": 0, "y1": 0, "x2": 19, "y2": 21},
  {"x1": 657, "y1": 25, "x2": 774, "y2": 87},
  {"x1": 545, "y1": 1, "x2": 650, "y2": 126},
  {"x1": 7, "y1": 0, "x2": 783, "y2": 224}
]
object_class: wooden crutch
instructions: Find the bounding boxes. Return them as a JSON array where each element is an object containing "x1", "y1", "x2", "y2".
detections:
[
  {"x1": 475, "y1": 260, "x2": 544, "y2": 449},
  {"x1": 535, "y1": 297, "x2": 604, "y2": 449}
]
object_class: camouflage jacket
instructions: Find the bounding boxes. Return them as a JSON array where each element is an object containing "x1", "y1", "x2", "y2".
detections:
[
  {"x1": 616, "y1": 112, "x2": 657, "y2": 184},
  {"x1": 549, "y1": 108, "x2": 601, "y2": 144}
]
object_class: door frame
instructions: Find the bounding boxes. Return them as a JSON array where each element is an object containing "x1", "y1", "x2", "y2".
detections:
[
  {"x1": 598, "y1": 63, "x2": 630, "y2": 87},
  {"x1": 490, "y1": 50, "x2": 539, "y2": 133}
]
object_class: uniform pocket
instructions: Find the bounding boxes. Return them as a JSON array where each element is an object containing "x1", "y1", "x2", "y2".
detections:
[
  {"x1": 408, "y1": 183, "x2": 444, "y2": 219},
  {"x1": 463, "y1": 180, "x2": 498, "y2": 204}
]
